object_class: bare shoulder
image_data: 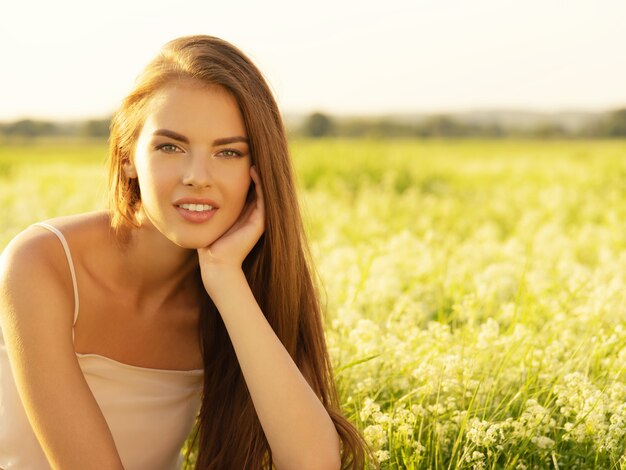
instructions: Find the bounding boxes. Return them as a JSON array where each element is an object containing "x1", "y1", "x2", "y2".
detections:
[
  {"x1": 1, "y1": 223, "x2": 66, "y2": 286},
  {"x1": 36, "y1": 209, "x2": 113, "y2": 244},
  {"x1": 1, "y1": 211, "x2": 106, "y2": 281},
  {"x1": 1, "y1": 210, "x2": 110, "y2": 272},
  {"x1": 0, "y1": 225, "x2": 72, "y2": 337},
  {"x1": 0, "y1": 210, "x2": 110, "y2": 329}
]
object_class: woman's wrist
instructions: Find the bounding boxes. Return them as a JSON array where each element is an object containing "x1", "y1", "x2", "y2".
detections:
[{"x1": 201, "y1": 264, "x2": 248, "y2": 300}]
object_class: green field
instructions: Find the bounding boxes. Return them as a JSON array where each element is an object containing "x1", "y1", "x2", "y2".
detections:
[{"x1": 2, "y1": 139, "x2": 626, "y2": 469}]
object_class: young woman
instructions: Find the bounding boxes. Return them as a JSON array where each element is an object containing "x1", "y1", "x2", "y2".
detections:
[{"x1": 0, "y1": 36, "x2": 374, "y2": 469}]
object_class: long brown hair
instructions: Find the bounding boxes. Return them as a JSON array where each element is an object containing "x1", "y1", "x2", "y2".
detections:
[{"x1": 107, "y1": 36, "x2": 376, "y2": 469}]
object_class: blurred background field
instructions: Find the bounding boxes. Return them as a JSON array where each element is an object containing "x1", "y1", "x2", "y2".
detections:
[{"x1": 2, "y1": 138, "x2": 626, "y2": 468}]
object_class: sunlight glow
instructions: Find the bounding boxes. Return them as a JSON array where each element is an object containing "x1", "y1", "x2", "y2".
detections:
[{"x1": 2, "y1": 0, "x2": 625, "y2": 119}]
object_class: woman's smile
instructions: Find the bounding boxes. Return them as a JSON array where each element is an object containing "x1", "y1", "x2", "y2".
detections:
[
  {"x1": 174, "y1": 196, "x2": 219, "y2": 214},
  {"x1": 174, "y1": 199, "x2": 219, "y2": 223}
]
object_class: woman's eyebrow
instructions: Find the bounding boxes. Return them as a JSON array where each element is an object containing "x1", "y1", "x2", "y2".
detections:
[
  {"x1": 152, "y1": 129, "x2": 249, "y2": 146},
  {"x1": 153, "y1": 129, "x2": 189, "y2": 143},
  {"x1": 213, "y1": 136, "x2": 249, "y2": 146}
]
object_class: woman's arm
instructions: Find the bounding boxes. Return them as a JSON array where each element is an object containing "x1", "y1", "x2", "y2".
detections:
[
  {"x1": 0, "y1": 229, "x2": 124, "y2": 470},
  {"x1": 204, "y1": 269, "x2": 341, "y2": 470},
  {"x1": 197, "y1": 167, "x2": 341, "y2": 470}
]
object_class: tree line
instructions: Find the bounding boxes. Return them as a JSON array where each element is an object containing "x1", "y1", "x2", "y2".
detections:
[
  {"x1": 297, "y1": 109, "x2": 626, "y2": 139},
  {"x1": 0, "y1": 119, "x2": 110, "y2": 139},
  {"x1": 1, "y1": 109, "x2": 626, "y2": 139}
]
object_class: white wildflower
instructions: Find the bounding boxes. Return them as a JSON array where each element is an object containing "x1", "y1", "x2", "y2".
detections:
[
  {"x1": 374, "y1": 450, "x2": 390, "y2": 463},
  {"x1": 363, "y1": 424, "x2": 386, "y2": 449},
  {"x1": 359, "y1": 397, "x2": 380, "y2": 422},
  {"x1": 532, "y1": 435, "x2": 555, "y2": 449}
]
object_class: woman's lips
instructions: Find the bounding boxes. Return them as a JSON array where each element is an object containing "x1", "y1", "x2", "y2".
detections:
[{"x1": 174, "y1": 205, "x2": 217, "y2": 223}]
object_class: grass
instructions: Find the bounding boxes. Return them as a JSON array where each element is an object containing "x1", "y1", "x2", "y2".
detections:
[{"x1": 2, "y1": 138, "x2": 626, "y2": 469}]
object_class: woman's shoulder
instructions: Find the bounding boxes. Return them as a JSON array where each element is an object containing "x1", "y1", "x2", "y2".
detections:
[
  {"x1": 1, "y1": 210, "x2": 111, "y2": 282},
  {"x1": 34, "y1": 210, "x2": 112, "y2": 238},
  {"x1": 0, "y1": 218, "x2": 86, "y2": 328}
]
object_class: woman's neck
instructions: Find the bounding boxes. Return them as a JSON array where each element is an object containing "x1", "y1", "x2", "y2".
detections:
[{"x1": 111, "y1": 219, "x2": 202, "y2": 315}]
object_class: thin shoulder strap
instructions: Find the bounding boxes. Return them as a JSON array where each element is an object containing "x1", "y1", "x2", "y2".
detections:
[{"x1": 32, "y1": 222, "x2": 80, "y2": 343}]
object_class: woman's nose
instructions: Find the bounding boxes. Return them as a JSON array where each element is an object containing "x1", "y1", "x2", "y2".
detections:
[{"x1": 182, "y1": 153, "x2": 212, "y2": 187}]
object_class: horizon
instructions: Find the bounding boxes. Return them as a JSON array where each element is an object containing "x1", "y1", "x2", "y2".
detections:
[{"x1": 1, "y1": 107, "x2": 623, "y2": 124}]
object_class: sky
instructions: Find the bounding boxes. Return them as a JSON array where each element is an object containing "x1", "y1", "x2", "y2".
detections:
[{"x1": 2, "y1": 0, "x2": 626, "y2": 120}]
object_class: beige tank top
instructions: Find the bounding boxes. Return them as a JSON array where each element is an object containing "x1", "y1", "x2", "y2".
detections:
[{"x1": 0, "y1": 223, "x2": 204, "y2": 469}]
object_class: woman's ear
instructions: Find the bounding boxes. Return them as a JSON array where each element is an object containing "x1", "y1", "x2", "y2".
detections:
[{"x1": 122, "y1": 159, "x2": 137, "y2": 178}]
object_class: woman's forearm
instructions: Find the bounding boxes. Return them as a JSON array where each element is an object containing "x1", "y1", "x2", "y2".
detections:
[{"x1": 205, "y1": 268, "x2": 341, "y2": 470}]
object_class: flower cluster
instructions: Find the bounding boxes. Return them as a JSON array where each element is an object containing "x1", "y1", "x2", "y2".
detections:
[{"x1": 298, "y1": 140, "x2": 626, "y2": 468}]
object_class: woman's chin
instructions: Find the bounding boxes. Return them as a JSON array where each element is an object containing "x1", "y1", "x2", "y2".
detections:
[
  {"x1": 173, "y1": 239, "x2": 213, "y2": 250},
  {"x1": 169, "y1": 233, "x2": 219, "y2": 250}
]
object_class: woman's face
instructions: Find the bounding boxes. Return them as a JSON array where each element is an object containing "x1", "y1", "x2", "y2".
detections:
[{"x1": 130, "y1": 81, "x2": 252, "y2": 249}]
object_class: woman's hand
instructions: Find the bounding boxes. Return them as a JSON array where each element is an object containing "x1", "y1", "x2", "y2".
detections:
[{"x1": 197, "y1": 166, "x2": 265, "y2": 290}]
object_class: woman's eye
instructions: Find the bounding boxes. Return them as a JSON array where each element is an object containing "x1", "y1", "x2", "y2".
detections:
[
  {"x1": 218, "y1": 149, "x2": 242, "y2": 158},
  {"x1": 156, "y1": 143, "x2": 181, "y2": 153}
]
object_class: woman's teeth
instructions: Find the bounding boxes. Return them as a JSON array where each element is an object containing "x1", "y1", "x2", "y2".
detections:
[{"x1": 178, "y1": 203, "x2": 214, "y2": 212}]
